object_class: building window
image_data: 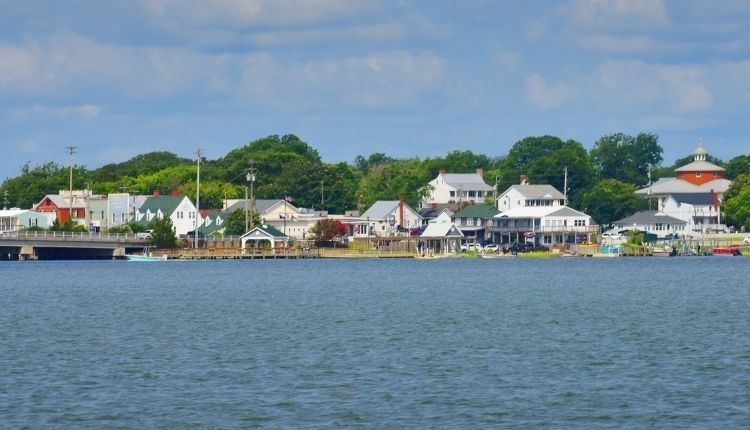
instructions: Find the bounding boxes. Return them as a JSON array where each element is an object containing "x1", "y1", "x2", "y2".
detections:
[
  {"x1": 696, "y1": 172, "x2": 702, "y2": 177},
  {"x1": 450, "y1": 191, "x2": 455, "y2": 198},
  {"x1": 467, "y1": 218, "x2": 474, "y2": 226},
  {"x1": 478, "y1": 191, "x2": 484, "y2": 197},
  {"x1": 468, "y1": 191, "x2": 476, "y2": 198},
  {"x1": 574, "y1": 219, "x2": 585, "y2": 226}
]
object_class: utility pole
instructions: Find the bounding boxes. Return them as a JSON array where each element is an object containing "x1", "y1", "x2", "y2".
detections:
[
  {"x1": 195, "y1": 149, "x2": 203, "y2": 249},
  {"x1": 3, "y1": 189, "x2": 9, "y2": 210},
  {"x1": 647, "y1": 163, "x2": 652, "y2": 211},
  {"x1": 66, "y1": 146, "x2": 77, "y2": 226},
  {"x1": 563, "y1": 166, "x2": 568, "y2": 207},
  {"x1": 320, "y1": 180, "x2": 324, "y2": 208},
  {"x1": 493, "y1": 175, "x2": 498, "y2": 208},
  {"x1": 245, "y1": 159, "x2": 256, "y2": 233}
]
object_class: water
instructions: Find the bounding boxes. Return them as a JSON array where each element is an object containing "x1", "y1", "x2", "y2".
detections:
[{"x1": 1, "y1": 258, "x2": 749, "y2": 428}]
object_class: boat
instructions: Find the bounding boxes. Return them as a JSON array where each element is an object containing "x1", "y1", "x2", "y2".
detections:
[
  {"x1": 711, "y1": 245, "x2": 743, "y2": 256},
  {"x1": 480, "y1": 253, "x2": 516, "y2": 259},
  {"x1": 125, "y1": 247, "x2": 168, "y2": 261}
]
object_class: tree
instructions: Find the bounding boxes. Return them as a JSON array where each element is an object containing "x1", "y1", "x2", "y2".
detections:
[
  {"x1": 725, "y1": 155, "x2": 750, "y2": 179},
  {"x1": 581, "y1": 179, "x2": 647, "y2": 226},
  {"x1": 309, "y1": 219, "x2": 349, "y2": 242},
  {"x1": 49, "y1": 219, "x2": 88, "y2": 232},
  {"x1": 357, "y1": 158, "x2": 432, "y2": 208},
  {"x1": 223, "y1": 208, "x2": 261, "y2": 235},
  {"x1": 590, "y1": 132, "x2": 663, "y2": 186},
  {"x1": 149, "y1": 216, "x2": 178, "y2": 248},
  {"x1": 723, "y1": 174, "x2": 750, "y2": 229}
]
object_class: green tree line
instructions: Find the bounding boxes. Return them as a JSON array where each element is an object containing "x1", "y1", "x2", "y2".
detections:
[{"x1": 3, "y1": 133, "x2": 750, "y2": 228}]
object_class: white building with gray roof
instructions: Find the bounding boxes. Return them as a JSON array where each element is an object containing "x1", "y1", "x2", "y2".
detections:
[{"x1": 420, "y1": 169, "x2": 494, "y2": 209}]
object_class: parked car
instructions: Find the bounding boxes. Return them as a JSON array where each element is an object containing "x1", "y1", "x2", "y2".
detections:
[
  {"x1": 135, "y1": 230, "x2": 153, "y2": 239},
  {"x1": 744, "y1": 235, "x2": 750, "y2": 245},
  {"x1": 483, "y1": 243, "x2": 499, "y2": 253},
  {"x1": 460, "y1": 242, "x2": 483, "y2": 252}
]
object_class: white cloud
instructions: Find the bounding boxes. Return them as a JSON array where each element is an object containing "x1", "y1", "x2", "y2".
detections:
[
  {"x1": 525, "y1": 73, "x2": 570, "y2": 110},
  {"x1": 0, "y1": 34, "x2": 445, "y2": 110},
  {"x1": 658, "y1": 67, "x2": 713, "y2": 111},
  {"x1": 18, "y1": 139, "x2": 41, "y2": 154}
]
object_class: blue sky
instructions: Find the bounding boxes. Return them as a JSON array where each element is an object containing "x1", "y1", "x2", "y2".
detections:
[{"x1": 2, "y1": 0, "x2": 750, "y2": 180}]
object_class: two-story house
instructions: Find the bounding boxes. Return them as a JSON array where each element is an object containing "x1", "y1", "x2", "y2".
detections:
[
  {"x1": 134, "y1": 194, "x2": 198, "y2": 236},
  {"x1": 451, "y1": 204, "x2": 499, "y2": 244},
  {"x1": 497, "y1": 182, "x2": 565, "y2": 212},
  {"x1": 492, "y1": 205, "x2": 596, "y2": 248},
  {"x1": 420, "y1": 169, "x2": 494, "y2": 209},
  {"x1": 361, "y1": 200, "x2": 422, "y2": 236}
]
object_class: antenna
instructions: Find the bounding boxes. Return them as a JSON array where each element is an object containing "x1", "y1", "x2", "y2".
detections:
[
  {"x1": 66, "y1": 146, "x2": 77, "y2": 225},
  {"x1": 194, "y1": 149, "x2": 203, "y2": 249},
  {"x1": 563, "y1": 166, "x2": 568, "y2": 207}
]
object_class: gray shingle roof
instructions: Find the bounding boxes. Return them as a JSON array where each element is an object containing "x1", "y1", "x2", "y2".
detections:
[
  {"x1": 504, "y1": 184, "x2": 564, "y2": 200},
  {"x1": 362, "y1": 201, "x2": 415, "y2": 220},
  {"x1": 226, "y1": 199, "x2": 285, "y2": 214},
  {"x1": 440, "y1": 173, "x2": 494, "y2": 191},
  {"x1": 674, "y1": 160, "x2": 725, "y2": 172},
  {"x1": 667, "y1": 193, "x2": 714, "y2": 205},
  {"x1": 613, "y1": 210, "x2": 686, "y2": 226}
]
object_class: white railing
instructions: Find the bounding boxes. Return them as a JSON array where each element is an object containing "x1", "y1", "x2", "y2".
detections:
[{"x1": 0, "y1": 230, "x2": 149, "y2": 241}]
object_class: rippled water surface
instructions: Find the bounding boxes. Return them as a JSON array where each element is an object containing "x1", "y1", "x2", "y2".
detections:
[{"x1": 2, "y1": 258, "x2": 750, "y2": 428}]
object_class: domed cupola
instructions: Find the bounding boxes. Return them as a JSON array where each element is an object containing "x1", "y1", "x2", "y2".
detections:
[{"x1": 694, "y1": 139, "x2": 708, "y2": 162}]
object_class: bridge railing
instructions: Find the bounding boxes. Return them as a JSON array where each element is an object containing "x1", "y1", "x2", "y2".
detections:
[{"x1": 0, "y1": 230, "x2": 149, "y2": 241}]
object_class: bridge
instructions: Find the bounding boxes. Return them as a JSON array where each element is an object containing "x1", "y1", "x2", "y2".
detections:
[{"x1": 0, "y1": 231, "x2": 150, "y2": 260}]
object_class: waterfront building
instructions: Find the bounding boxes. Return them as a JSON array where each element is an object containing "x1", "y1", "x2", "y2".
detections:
[
  {"x1": 361, "y1": 200, "x2": 422, "y2": 236},
  {"x1": 418, "y1": 207, "x2": 454, "y2": 228},
  {"x1": 451, "y1": 204, "x2": 499, "y2": 243},
  {"x1": 492, "y1": 205, "x2": 596, "y2": 247},
  {"x1": 134, "y1": 194, "x2": 198, "y2": 236},
  {"x1": 0, "y1": 209, "x2": 54, "y2": 232},
  {"x1": 611, "y1": 211, "x2": 687, "y2": 239}
]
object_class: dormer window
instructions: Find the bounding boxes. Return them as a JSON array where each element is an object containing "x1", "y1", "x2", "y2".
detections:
[{"x1": 696, "y1": 172, "x2": 702, "y2": 177}]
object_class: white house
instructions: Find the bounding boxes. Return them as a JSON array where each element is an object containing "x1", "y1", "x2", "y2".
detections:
[
  {"x1": 134, "y1": 195, "x2": 198, "y2": 236},
  {"x1": 612, "y1": 211, "x2": 687, "y2": 239},
  {"x1": 492, "y1": 205, "x2": 596, "y2": 247},
  {"x1": 661, "y1": 193, "x2": 723, "y2": 233},
  {"x1": 497, "y1": 183, "x2": 565, "y2": 212},
  {"x1": 0, "y1": 209, "x2": 54, "y2": 232},
  {"x1": 362, "y1": 200, "x2": 422, "y2": 236},
  {"x1": 420, "y1": 169, "x2": 494, "y2": 209},
  {"x1": 420, "y1": 220, "x2": 464, "y2": 255}
]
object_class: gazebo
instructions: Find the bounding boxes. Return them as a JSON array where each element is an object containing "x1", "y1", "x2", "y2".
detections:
[
  {"x1": 419, "y1": 222, "x2": 464, "y2": 256},
  {"x1": 240, "y1": 225, "x2": 291, "y2": 253}
]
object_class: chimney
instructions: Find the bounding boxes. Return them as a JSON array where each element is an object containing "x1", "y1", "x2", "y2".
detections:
[
  {"x1": 520, "y1": 175, "x2": 527, "y2": 185},
  {"x1": 476, "y1": 168, "x2": 484, "y2": 178},
  {"x1": 153, "y1": 189, "x2": 161, "y2": 197},
  {"x1": 170, "y1": 188, "x2": 179, "y2": 197},
  {"x1": 439, "y1": 168, "x2": 446, "y2": 175}
]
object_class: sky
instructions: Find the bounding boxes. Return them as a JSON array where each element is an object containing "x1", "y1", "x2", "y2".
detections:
[{"x1": 2, "y1": 0, "x2": 750, "y2": 180}]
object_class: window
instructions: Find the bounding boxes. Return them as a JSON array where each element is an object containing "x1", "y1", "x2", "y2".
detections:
[
  {"x1": 574, "y1": 219, "x2": 585, "y2": 226},
  {"x1": 468, "y1": 191, "x2": 476, "y2": 198},
  {"x1": 696, "y1": 172, "x2": 702, "y2": 177},
  {"x1": 467, "y1": 218, "x2": 474, "y2": 226},
  {"x1": 478, "y1": 191, "x2": 484, "y2": 197},
  {"x1": 450, "y1": 191, "x2": 455, "y2": 198}
]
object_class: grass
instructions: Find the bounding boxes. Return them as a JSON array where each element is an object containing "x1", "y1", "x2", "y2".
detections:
[{"x1": 518, "y1": 250, "x2": 559, "y2": 259}]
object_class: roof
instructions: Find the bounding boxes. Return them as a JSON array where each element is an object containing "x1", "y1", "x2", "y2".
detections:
[
  {"x1": 362, "y1": 200, "x2": 420, "y2": 220},
  {"x1": 613, "y1": 210, "x2": 686, "y2": 226},
  {"x1": 139, "y1": 195, "x2": 187, "y2": 215},
  {"x1": 667, "y1": 193, "x2": 714, "y2": 206},
  {"x1": 226, "y1": 199, "x2": 287, "y2": 214},
  {"x1": 635, "y1": 178, "x2": 732, "y2": 195},
  {"x1": 674, "y1": 160, "x2": 725, "y2": 172},
  {"x1": 420, "y1": 222, "x2": 464, "y2": 238},
  {"x1": 495, "y1": 205, "x2": 589, "y2": 219},
  {"x1": 502, "y1": 184, "x2": 564, "y2": 200},
  {"x1": 453, "y1": 204, "x2": 499, "y2": 218},
  {"x1": 547, "y1": 206, "x2": 589, "y2": 217},
  {"x1": 36, "y1": 194, "x2": 86, "y2": 209},
  {"x1": 419, "y1": 207, "x2": 453, "y2": 218},
  {"x1": 439, "y1": 173, "x2": 494, "y2": 191},
  {"x1": 240, "y1": 225, "x2": 290, "y2": 239},
  {"x1": 0, "y1": 209, "x2": 34, "y2": 217}
]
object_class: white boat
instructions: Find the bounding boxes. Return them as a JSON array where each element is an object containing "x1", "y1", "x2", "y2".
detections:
[{"x1": 125, "y1": 247, "x2": 168, "y2": 261}]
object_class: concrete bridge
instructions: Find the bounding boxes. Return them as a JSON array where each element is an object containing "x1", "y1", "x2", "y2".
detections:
[{"x1": 0, "y1": 231, "x2": 150, "y2": 260}]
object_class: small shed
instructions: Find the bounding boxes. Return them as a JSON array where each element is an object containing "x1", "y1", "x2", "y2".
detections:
[
  {"x1": 420, "y1": 222, "x2": 464, "y2": 256},
  {"x1": 240, "y1": 225, "x2": 291, "y2": 253}
]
